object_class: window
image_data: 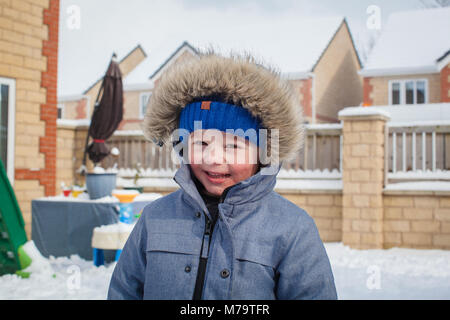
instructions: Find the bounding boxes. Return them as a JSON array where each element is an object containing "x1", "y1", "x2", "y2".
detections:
[
  {"x1": 391, "y1": 82, "x2": 401, "y2": 105},
  {"x1": 57, "y1": 103, "x2": 64, "y2": 119},
  {"x1": 389, "y1": 79, "x2": 428, "y2": 105},
  {"x1": 139, "y1": 92, "x2": 152, "y2": 119},
  {"x1": 0, "y1": 77, "x2": 16, "y2": 184}
]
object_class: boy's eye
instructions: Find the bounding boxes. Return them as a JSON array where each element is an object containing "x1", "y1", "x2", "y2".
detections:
[{"x1": 193, "y1": 140, "x2": 207, "y2": 146}]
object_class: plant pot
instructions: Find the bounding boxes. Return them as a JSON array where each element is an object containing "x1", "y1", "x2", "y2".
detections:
[
  {"x1": 124, "y1": 186, "x2": 144, "y2": 193},
  {"x1": 86, "y1": 173, "x2": 117, "y2": 200}
]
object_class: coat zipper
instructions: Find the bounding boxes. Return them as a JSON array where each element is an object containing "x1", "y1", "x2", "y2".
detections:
[
  {"x1": 192, "y1": 215, "x2": 213, "y2": 300},
  {"x1": 192, "y1": 188, "x2": 230, "y2": 300}
]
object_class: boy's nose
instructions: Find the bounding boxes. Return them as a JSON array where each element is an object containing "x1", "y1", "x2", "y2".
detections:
[{"x1": 203, "y1": 144, "x2": 225, "y2": 165}]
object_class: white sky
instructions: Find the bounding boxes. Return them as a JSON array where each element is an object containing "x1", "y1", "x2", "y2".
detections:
[{"x1": 58, "y1": 0, "x2": 424, "y2": 96}]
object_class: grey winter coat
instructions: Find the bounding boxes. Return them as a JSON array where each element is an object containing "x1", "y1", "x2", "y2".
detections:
[{"x1": 107, "y1": 163, "x2": 337, "y2": 300}]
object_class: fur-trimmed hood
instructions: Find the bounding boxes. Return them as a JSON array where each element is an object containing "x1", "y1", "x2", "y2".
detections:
[{"x1": 142, "y1": 51, "x2": 304, "y2": 162}]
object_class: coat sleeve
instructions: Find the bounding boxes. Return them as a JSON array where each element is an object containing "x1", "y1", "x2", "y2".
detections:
[
  {"x1": 276, "y1": 213, "x2": 338, "y2": 300},
  {"x1": 107, "y1": 213, "x2": 148, "y2": 300}
]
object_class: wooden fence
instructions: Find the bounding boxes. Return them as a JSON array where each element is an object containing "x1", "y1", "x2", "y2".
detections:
[
  {"x1": 101, "y1": 125, "x2": 343, "y2": 173},
  {"x1": 386, "y1": 123, "x2": 450, "y2": 174}
]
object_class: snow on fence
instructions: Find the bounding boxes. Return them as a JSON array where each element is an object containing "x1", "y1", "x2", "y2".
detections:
[
  {"x1": 103, "y1": 125, "x2": 343, "y2": 175},
  {"x1": 386, "y1": 121, "x2": 450, "y2": 183}
]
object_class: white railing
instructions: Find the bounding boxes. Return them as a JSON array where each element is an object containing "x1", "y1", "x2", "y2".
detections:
[
  {"x1": 387, "y1": 121, "x2": 450, "y2": 182},
  {"x1": 105, "y1": 125, "x2": 343, "y2": 174}
]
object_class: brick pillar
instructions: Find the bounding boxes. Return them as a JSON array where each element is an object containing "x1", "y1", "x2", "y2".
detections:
[{"x1": 339, "y1": 109, "x2": 390, "y2": 249}]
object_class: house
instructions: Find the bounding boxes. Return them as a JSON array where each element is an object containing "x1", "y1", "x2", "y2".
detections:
[
  {"x1": 360, "y1": 7, "x2": 450, "y2": 106},
  {"x1": 57, "y1": 44, "x2": 148, "y2": 122},
  {"x1": 116, "y1": 41, "x2": 198, "y2": 131},
  {"x1": 282, "y1": 18, "x2": 362, "y2": 124},
  {"x1": 109, "y1": 17, "x2": 362, "y2": 130},
  {"x1": 0, "y1": 0, "x2": 60, "y2": 237}
]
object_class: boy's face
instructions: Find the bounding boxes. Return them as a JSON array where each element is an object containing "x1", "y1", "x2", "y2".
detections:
[{"x1": 188, "y1": 130, "x2": 259, "y2": 197}]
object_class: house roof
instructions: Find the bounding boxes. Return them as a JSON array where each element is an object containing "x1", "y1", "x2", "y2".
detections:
[
  {"x1": 149, "y1": 41, "x2": 199, "y2": 81},
  {"x1": 123, "y1": 16, "x2": 348, "y2": 85},
  {"x1": 82, "y1": 44, "x2": 147, "y2": 95},
  {"x1": 360, "y1": 7, "x2": 450, "y2": 77}
]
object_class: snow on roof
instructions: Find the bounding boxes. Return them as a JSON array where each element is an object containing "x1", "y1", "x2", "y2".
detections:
[
  {"x1": 338, "y1": 106, "x2": 391, "y2": 119},
  {"x1": 373, "y1": 103, "x2": 450, "y2": 123},
  {"x1": 361, "y1": 7, "x2": 450, "y2": 76},
  {"x1": 124, "y1": 16, "x2": 345, "y2": 85},
  {"x1": 338, "y1": 103, "x2": 450, "y2": 123}
]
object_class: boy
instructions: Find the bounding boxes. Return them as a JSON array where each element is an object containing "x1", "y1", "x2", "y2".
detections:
[{"x1": 107, "y1": 51, "x2": 337, "y2": 300}]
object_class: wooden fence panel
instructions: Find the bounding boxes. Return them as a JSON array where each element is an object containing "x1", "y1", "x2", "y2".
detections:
[
  {"x1": 388, "y1": 126, "x2": 450, "y2": 173},
  {"x1": 102, "y1": 127, "x2": 343, "y2": 172}
]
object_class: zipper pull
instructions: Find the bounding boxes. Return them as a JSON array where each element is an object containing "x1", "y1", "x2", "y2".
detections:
[{"x1": 205, "y1": 217, "x2": 212, "y2": 235}]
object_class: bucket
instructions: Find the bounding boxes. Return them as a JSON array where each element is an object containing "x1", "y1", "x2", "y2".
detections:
[{"x1": 86, "y1": 173, "x2": 117, "y2": 200}]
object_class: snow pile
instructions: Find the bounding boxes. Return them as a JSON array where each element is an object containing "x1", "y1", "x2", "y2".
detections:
[
  {"x1": 1, "y1": 242, "x2": 449, "y2": 299},
  {"x1": 388, "y1": 169, "x2": 450, "y2": 181},
  {"x1": 278, "y1": 168, "x2": 341, "y2": 179},
  {"x1": 134, "y1": 193, "x2": 163, "y2": 202},
  {"x1": 93, "y1": 222, "x2": 135, "y2": 234},
  {"x1": 0, "y1": 255, "x2": 115, "y2": 300},
  {"x1": 338, "y1": 106, "x2": 391, "y2": 119},
  {"x1": 116, "y1": 176, "x2": 178, "y2": 189},
  {"x1": 92, "y1": 166, "x2": 106, "y2": 174},
  {"x1": 36, "y1": 192, "x2": 162, "y2": 203},
  {"x1": 385, "y1": 181, "x2": 450, "y2": 192},
  {"x1": 36, "y1": 194, "x2": 120, "y2": 203},
  {"x1": 275, "y1": 179, "x2": 342, "y2": 191},
  {"x1": 20, "y1": 241, "x2": 54, "y2": 276},
  {"x1": 326, "y1": 243, "x2": 450, "y2": 299}
]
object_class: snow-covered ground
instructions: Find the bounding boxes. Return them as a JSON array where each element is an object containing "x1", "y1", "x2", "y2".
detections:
[{"x1": 1, "y1": 242, "x2": 449, "y2": 300}]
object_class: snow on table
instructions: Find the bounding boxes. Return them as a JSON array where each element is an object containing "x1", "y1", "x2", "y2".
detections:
[
  {"x1": 34, "y1": 192, "x2": 163, "y2": 203},
  {"x1": 1, "y1": 242, "x2": 450, "y2": 299},
  {"x1": 91, "y1": 222, "x2": 136, "y2": 250}
]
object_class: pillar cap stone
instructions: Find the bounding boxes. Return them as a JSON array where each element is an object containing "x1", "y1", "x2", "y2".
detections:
[{"x1": 338, "y1": 106, "x2": 391, "y2": 121}]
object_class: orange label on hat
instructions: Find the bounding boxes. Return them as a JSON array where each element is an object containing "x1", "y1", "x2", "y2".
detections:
[{"x1": 201, "y1": 101, "x2": 211, "y2": 110}]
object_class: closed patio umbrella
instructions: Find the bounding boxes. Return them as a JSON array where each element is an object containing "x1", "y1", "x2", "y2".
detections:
[{"x1": 82, "y1": 54, "x2": 123, "y2": 169}]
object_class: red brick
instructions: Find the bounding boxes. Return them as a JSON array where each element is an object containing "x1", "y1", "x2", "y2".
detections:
[{"x1": 363, "y1": 77, "x2": 373, "y2": 106}]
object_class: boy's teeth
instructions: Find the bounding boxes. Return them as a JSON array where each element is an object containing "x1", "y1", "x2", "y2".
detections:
[{"x1": 208, "y1": 172, "x2": 228, "y2": 177}]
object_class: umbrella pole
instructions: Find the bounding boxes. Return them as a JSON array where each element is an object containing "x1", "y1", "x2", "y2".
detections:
[
  {"x1": 80, "y1": 77, "x2": 106, "y2": 175},
  {"x1": 79, "y1": 52, "x2": 119, "y2": 175}
]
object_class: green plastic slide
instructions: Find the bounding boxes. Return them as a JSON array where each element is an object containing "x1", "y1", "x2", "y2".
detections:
[{"x1": 0, "y1": 159, "x2": 28, "y2": 275}]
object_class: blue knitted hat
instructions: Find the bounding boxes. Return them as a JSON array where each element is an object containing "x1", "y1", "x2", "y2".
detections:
[{"x1": 178, "y1": 101, "x2": 263, "y2": 146}]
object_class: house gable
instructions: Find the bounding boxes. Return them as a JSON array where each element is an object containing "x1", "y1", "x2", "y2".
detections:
[
  {"x1": 80, "y1": 45, "x2": 147, "y2": 119},
  {"x1": 311, "y1": 19, "x2": 363, "y2": 123},
  {"x1": 150, "y1": 41, "x2": 199, "y2": 84}
]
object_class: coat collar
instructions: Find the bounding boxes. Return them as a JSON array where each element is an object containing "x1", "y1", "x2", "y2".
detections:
[{"x1": 173, "y1": 162, "x2": 280, "y2": 215}]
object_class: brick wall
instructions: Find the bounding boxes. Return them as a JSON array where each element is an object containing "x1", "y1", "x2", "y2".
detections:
[
  {"x1": 0, "y1": 0, "x2": 59, "y2": 237},
  {"x1": 441, "y1": 62, "x2": 450, "y2": 102},
  {"x1": 283, "y1": 192, "x2": 342, "y2": 242},
  {"x1": 384, "y1": 194, "x2": 450, "y2": 249},
  {"x1": 363, "y1": 77, "x2": 373, "y2": 106}
]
